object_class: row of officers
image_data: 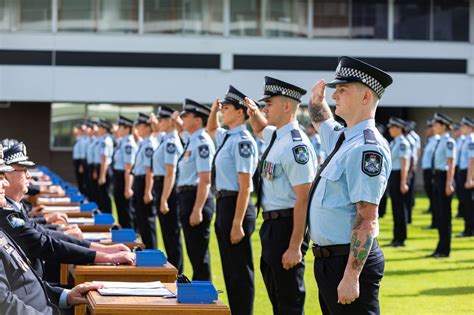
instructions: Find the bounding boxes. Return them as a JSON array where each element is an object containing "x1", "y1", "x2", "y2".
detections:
[{"x1": 385, "y1": 115, "x2": 474, "y2": 259}]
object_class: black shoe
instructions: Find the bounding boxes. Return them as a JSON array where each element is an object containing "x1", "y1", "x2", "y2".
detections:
[
  {"x1": 433, "y1": 253, "x2": 449, "y2": 258},
  {"x1": 389, "y1": 241, "x2": 405, "y2": 247},
  {"x1": 426, "y1": 252, "x2": 439, "y2": 258},
  {"x1": 422, "y1": 210, "x2": 431, "y2": 214},
  {"x1": 423, "y1": 225, "x2": 435, "y2": 230}
]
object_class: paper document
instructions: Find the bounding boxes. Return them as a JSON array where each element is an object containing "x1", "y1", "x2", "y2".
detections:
[
  {"x1": 37, "y1": 197, "x2": 71, "y2": 203},
  {"x1": 92, "y1": 281, "x2": 165, "y2": 289},
  {"x1": 98, "y1": 288, "x2": 172, "y2": 296},
  {"x1": 83, "y1": 233, "x2": 109, "y2": 241},
  {"x1": 43, "y1": 206, "x2": 80, "y2": 212},
  {"x1": 68, "y1": 218, "x2": 94, "y2": 224}
]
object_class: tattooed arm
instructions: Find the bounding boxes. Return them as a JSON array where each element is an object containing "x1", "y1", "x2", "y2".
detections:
[
  {"x1": 337, "y1": 201, "x2": 378, "y2": 305},
  {"x1": 308, "y1": 80, "x2": 333, "y2": 131}
]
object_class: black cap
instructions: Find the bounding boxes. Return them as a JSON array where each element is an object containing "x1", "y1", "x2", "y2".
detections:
[
  {"x1": 98, "y1": 119, "x2": 112, "y2": 130},
  {"x1": 326, "y1": 56, "x2": 393, "y2": 99},
  {"x1": 3, "y1": 142, "x2": 35, "y2": 167},
  {"x1": 135, "y1": 112, "x2": 151, "y2": 125},
  {"x1": 259, "y1": 76, "x2": 307, "y2": 102},
  {"x1": 222, "y1": 85, "x2": 251, "y2": 109},
  {"x1": 0, "y1": 144, "x2": 14, "y2": 173},
  {"x1": 452, "y1": 123, "x2": 461, "y2": 130},
  {"x1": 157, "y1": 106, "x2": 174, "y2": 119},
  {"x1": 181, "y1": 99, "x2": 211, "y2": 117},
  {"x1": 387, "y1": 117, "x2": 406, "y2": 129},
  {"x1": 117, "y1": 115, "x2": 134, "y2": 127},
  {"x1": 433, "y1": 113, "x2": 453, "y2": 127},
  {"x1": 461, "y1": 117, "x2": 474, "y2": 128}
]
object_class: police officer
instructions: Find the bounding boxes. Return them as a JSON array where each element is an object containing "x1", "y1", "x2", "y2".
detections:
[
  {"x1": 72, "y1": 121, "x2": 88, "y2": 194},
  {"x1": 421, "y1": 119, "x2": 440, "y2": 228},
  {"x1": 176, "y1": 99, "x2": 215, "y2": 281},
  {"x1": 453, "y1": 123, "x2": 466, "y2": 218},
  {"x1": 375, "y1": 122, "x2": 389, "y2": 218},
  {"x1": 86, "y1": 120, "x2": 100, "y2": 202},
  {"x1": 428, "y1": 112, "x2": 456, "y2": 258},
  {"x1": 97, "y1": 119, "x2": 114, "y2": 213},
  {"x1": 387, "y1": 117, "x2": 411, "y2": 247},
  {"x1": 307, "y1": 56, "x2": 392, "y2": 314},
  {"x1": 207, "y1": 86, "x2": 258, "y2": 315},
  {"x1": 132, "y1": 113, "x2": 159, "y2": 249},
  {"x1": 112, "y1": 115, "x2": 138, "y2": 229},
  {"x1": 151, "y1": 106, "x2": 184, "y2": 273},
  {"x1": 403, "y1": 121, "x2": 418, "y2": 223},
  {"x1": 457, "y1": 117, "x2": 474, "y2": 237},
  {"x1": 246, "y1": 76, "x2": 316, "y2": 315}
]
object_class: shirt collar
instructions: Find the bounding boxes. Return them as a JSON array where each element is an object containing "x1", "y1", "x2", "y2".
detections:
[
  {"x1": 228, "y1": 124, "x2": 246, "y2": 135},
  {"x1": 344, "y1": 119, "x2": 375, "y2": 141},
  {"x1": 190, "y1": 128, "x2": 205, "y2": 140},
  {"x1": 276, "y1": 121, "x2": 299, "y2": 139}
]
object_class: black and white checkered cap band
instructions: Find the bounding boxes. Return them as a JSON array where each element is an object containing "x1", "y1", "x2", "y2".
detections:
[
  {"x1": 184, "y1": 104, "x2": 210, "y2": 115},
  {"x1": 264, "y1": 85, "x2": 303, "y2": 100},
  {"x1": 225, "y1": 92, "x2": 246, "y2": 106},
  {"x1": 4, "y1": 152, "x2": 28, "y2": 165},
  {"x1": 336, "y1": 67, "x2": 385, "y2": 98}
]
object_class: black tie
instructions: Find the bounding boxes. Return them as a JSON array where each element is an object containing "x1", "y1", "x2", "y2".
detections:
[
  {"x1": 256, "y1": 131, "x2": 277, "y2": 214},
  {"x1": 211, "y1": 133, "x2": 231, "y2": 192},
  {"x1": 307, "y1": 132, "x2": 346, "y2": 223},
  {"x1": 431, "y1": 138, "x2": 441, "y2": 174}
]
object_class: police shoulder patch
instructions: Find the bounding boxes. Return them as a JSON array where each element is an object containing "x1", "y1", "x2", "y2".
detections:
[
  {"x1": 101, "y1": 142, "x2": 106, "y2": 148},
  {"x1": 145, "y1": 147, "x2": 154, "y2": 157},
  {"x1": 469, "y1": 142, "x2": 474, "y2": 150},
  {"x1": 400, "y1": 143, "x2": 406, "y2": 151},
  {"x1": 239, "y1": 141, "x2": 253, "y2": 158},
  {"x1": 361, "y1": 151, "x2": 383, "y2": 177},
  {"x1": 166, "y1": 143, "x2": 177, "y2": 154},
  {"x1": 198, "y1": 144, "x2": 210, "y2": 158},
  {"x1": 447, "y1": 141, "x2": 454, "y2": 150},
  {"x1": 7, "y1": 213, "x2": 25, "y2": 229},
  {"x1": 292, "y1": 144, "x2": 309, "y2": 165},
  {"x1": 125, "y1": 145, "x2": 132, "y2": 154},
  {"x1": 334, "y1": 125, "x2": 344, "y2": 131}
]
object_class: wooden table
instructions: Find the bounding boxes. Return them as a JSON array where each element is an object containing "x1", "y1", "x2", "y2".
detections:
[
  {"x1": 86, "y1": 283, "x2": 230, "y2": 315},
  {"x1": 78, "y1": 224, "x2": 115, "y2": 232},
  {"x1": 65, "y1": 263, "x2": 178, "y2": 315}
]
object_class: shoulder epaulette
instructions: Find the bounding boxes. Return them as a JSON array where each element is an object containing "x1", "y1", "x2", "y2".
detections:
[
  {"x1": 291, "y1": 129, "x2": 302, "y2": 142},
  {"x1": 363, "y1": 129, "x2": 377, "y2": 145},
  {"x1": 240, "y1": 131, "x2": 249, "y2": 139}
]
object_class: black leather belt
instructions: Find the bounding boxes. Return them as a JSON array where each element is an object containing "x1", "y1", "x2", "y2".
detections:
[
  {"x1": 177, "y1": 185, "x2": 197, "y2": 193},
  {"x1": 262, "y1": 209, "x2": 293, "y2": 221},
  {"x1": 215, "y1": 190, "x2": 238, "y2": 199},
  {"x1": 153, "y1": 176, "x2": 164, "y2": 181},
  {"x1": 312, "y1": 244, "x2": 350, "y2": 258}
]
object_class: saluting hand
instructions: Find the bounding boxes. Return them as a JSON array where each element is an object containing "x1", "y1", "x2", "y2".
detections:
[
  {"x1": 67, "y1": 282, "x2": 104, "y2": 306},
  {"x1": 171, "y1": 111, "x2": 183, "y2": 126},
  {"x1": 309, "y1": 80, "x2": 327, "y2": 107},
  {"x1": 245, "y1": 97, "x2": 259, "y2": 116},
  {"x1": 211, "y1": 97, "x2": 222, "y2": 112},
  {"x1": 230, "y1": 223, "x2": 245, "y2": 244},
  {"x1": 281, "y1": 247, "x2": 302, "y2": 270}
]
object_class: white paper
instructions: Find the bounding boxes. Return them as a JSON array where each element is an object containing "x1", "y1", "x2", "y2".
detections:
[
  {"x1": 83, "y1": 233, "x2": 109, "y2": 241},
  {"x1": 92, "y1": 281, "x2": 165, "y2": 289},
  {"x1": 68, "y1": 218, "x2": 95, "y2": 224},
  {"x1": 37, "y1": 197, "x2": 71, "y2": 203},
  {"x1": 42, "y1": 206, "x2": 80, "y2": 212},
  {"x1": 98, "y1": 288, "x2": 172, "y2": 296}
]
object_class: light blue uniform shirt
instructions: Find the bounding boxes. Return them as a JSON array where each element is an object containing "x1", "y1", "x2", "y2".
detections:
[
  {"x1": 86, "y1": 137, "x2": 98, "y2": 165},
  {"x1": 260, "y1": 121, "x2": 316, "y2": 211},
  {"x1": 177, "y1": 128, "x2": 215, "y2": 187},
  {"x1": 459, "y1": 133, "x2": 474, "y2": 170},
  {"x1": 72, "y1": 136, "x2": 84, "y2": 160},
  {"x1": 255, "y1": 137, "x2": 267, "y2": 157},
  {"x1": 310, "y1": 134, "x2": 325, "y2": 163},
  {"x1": 214, "y1": 125, "x2": 258, "y2": 192},
  {"x1": 390, "y1": 135, "x2": 411, "y2": 171},
  {"x1": 421, "y1": 135, "x2": 440, "y2": 169},
  {"x1": 456, "y1": 135, "x2": 466, "y2": 166},
  {"x1": 433, "y1": 133, "x2": 456, "y2": 171},
  {"x1": 406, "y1": 133, "x2": 417, "y2": 165},
  {"x1": 309, "y1": 118, "x2": 391, "y2": 246},
  {"x1": 98, "y1": 134, "x2": 114, "y2": 166},
  {"x1": 133, "y1": 136, "x2": 158, "y2": 176},
  {"x1": 113, "y1": 135, "x2": 138, "y2": 171},
  {"x1": 152, "y1": 131, "x2": 183, "y2": 176}
]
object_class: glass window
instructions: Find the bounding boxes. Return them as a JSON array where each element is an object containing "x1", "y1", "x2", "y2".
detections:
[
  {"x1": 313, "y1": 0, "x2": 349, "y2": 38},
  {"x1": 98, "y1": 0, "x2": 138, "y2": 33},
  {"x1": 351, "y1": 0, "x2": 388, "y2": 39},
  {"x1": 0, "y1": 0, "x2": 13, "y2": 31},
  {"x1": 433, "y1": 0, "x2": 469, "y2": 42},
  {"x1": 51, "y1": 103, "x2": 87, "y2": 148},
  {"x1": 230, "y1": 0, "x2": 262, "y2": 36},
  {"x1": 16, "y1": 0, "x2": 51, "y2": 32},
  {"x1": 265, "y1": 0, "x2": 307, "y2": 37},
  {"x1": 394, "y1": 0, "x2": 430, "y2": 40},
  {"x1": 144, "y1": 0, "x2": 223, "y2": 35},
  {"x1": 58, "y1": 0, "x2": 97, "y2": 32}
]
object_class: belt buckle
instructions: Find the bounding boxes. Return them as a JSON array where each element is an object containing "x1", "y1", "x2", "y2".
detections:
[
  {"x1": 270, "y1": 212, "x2": 279, "y2": 220},
  {"x1": 321, "y1": 247, "x2": 331, "y2": 258}
]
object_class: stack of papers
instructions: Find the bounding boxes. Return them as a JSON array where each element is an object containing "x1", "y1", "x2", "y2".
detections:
[
  {"x1": 37, "y1": 197, "x2": 71, "y2": 203},
  {"x1": 83, "y1": 233, "x2": 109, "y2": 241},
  {"x1": 93, "y1": 281, "x2": 172, "y2": 296},
  {"x1": 43, "y1": 206, "x2": 80, "y2": 213},
  {"x1": 68, "y1": 217, "x2": 95, "y2": 225}
]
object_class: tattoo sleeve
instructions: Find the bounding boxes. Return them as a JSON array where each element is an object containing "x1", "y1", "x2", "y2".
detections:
[
  {"x1": 349, "y1": 201, "x2": 376, "y2": 272},
  {"x1": 308, "y1": 99, "x2": 333, "y2": 123}
]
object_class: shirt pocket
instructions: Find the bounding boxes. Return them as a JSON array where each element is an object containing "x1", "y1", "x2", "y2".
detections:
[{"x1": 319, "y1": 164, "x2": 344, "y2": 207}]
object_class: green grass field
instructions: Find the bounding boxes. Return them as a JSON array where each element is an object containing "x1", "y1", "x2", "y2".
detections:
[{"x1": 117, "y1": 195, "x2": 474, "y2": 314}]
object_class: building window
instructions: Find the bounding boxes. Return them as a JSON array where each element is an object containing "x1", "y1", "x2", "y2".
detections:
[
  {"x1": 16, "y1": 0, "x2": 52, "y2": 32},
  {"x1": 351, "y1": 0, "x2": 388, "y2": 39},
  {"x1": 97, "y1": 0, "x2": 138, "y2": 33},
  {"x1": 264, "y1": 0, "x2": 307, "y2": 37},
  {"x1": 58, "y1": 0, "x2": 97, "y2": 32},
  {"x1": 144, "y1": 0, "x2": 223, "y2": 35},
  {"x1": 433, "y1": 0, "x2": 469, "y2": 42},
  {"x1": 313, "y1": 0, "x2": 350, "y2": 38},
  {"x1": 230, "y1": 0, "x2": 262, "y2": 36},
  {"x1": 394, "y1": 0, "x2": 430, "y2": 40}
]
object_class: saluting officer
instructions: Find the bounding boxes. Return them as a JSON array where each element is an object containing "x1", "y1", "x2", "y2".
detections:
[
  {"x1": 456, "y1": 117, "x2": 474, "y2": 237},
  {"x1": 206, "y1": 86, "x2": 258, "y2": 315},
  {"x1": 176, "y1": 99, "x2": 215, "y2": 281},
  {"x1": 112, "y1": 115, "x2": 138, "y2": 229},
  {"x1": 307, "y1": 56, "x2": 392, "y2": 314},
  {"x1": 246, "y1": 76, "x2": 316, "y2": 315},
  {"x1": 96, "y1": 119, "x2": 114, "y2": 213},
  {"x1": 151, "y1": 106, "x2": 184, "y2": 273},
  {"x1": 387, "y1": 117, "x2": 411, "y2": 247},
  {"x1": 132, "y1": 113, "x2": 159, "y2": 249},
  {"x1": 428, "y1": 113, "x2": 456, "y2": 258}
]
